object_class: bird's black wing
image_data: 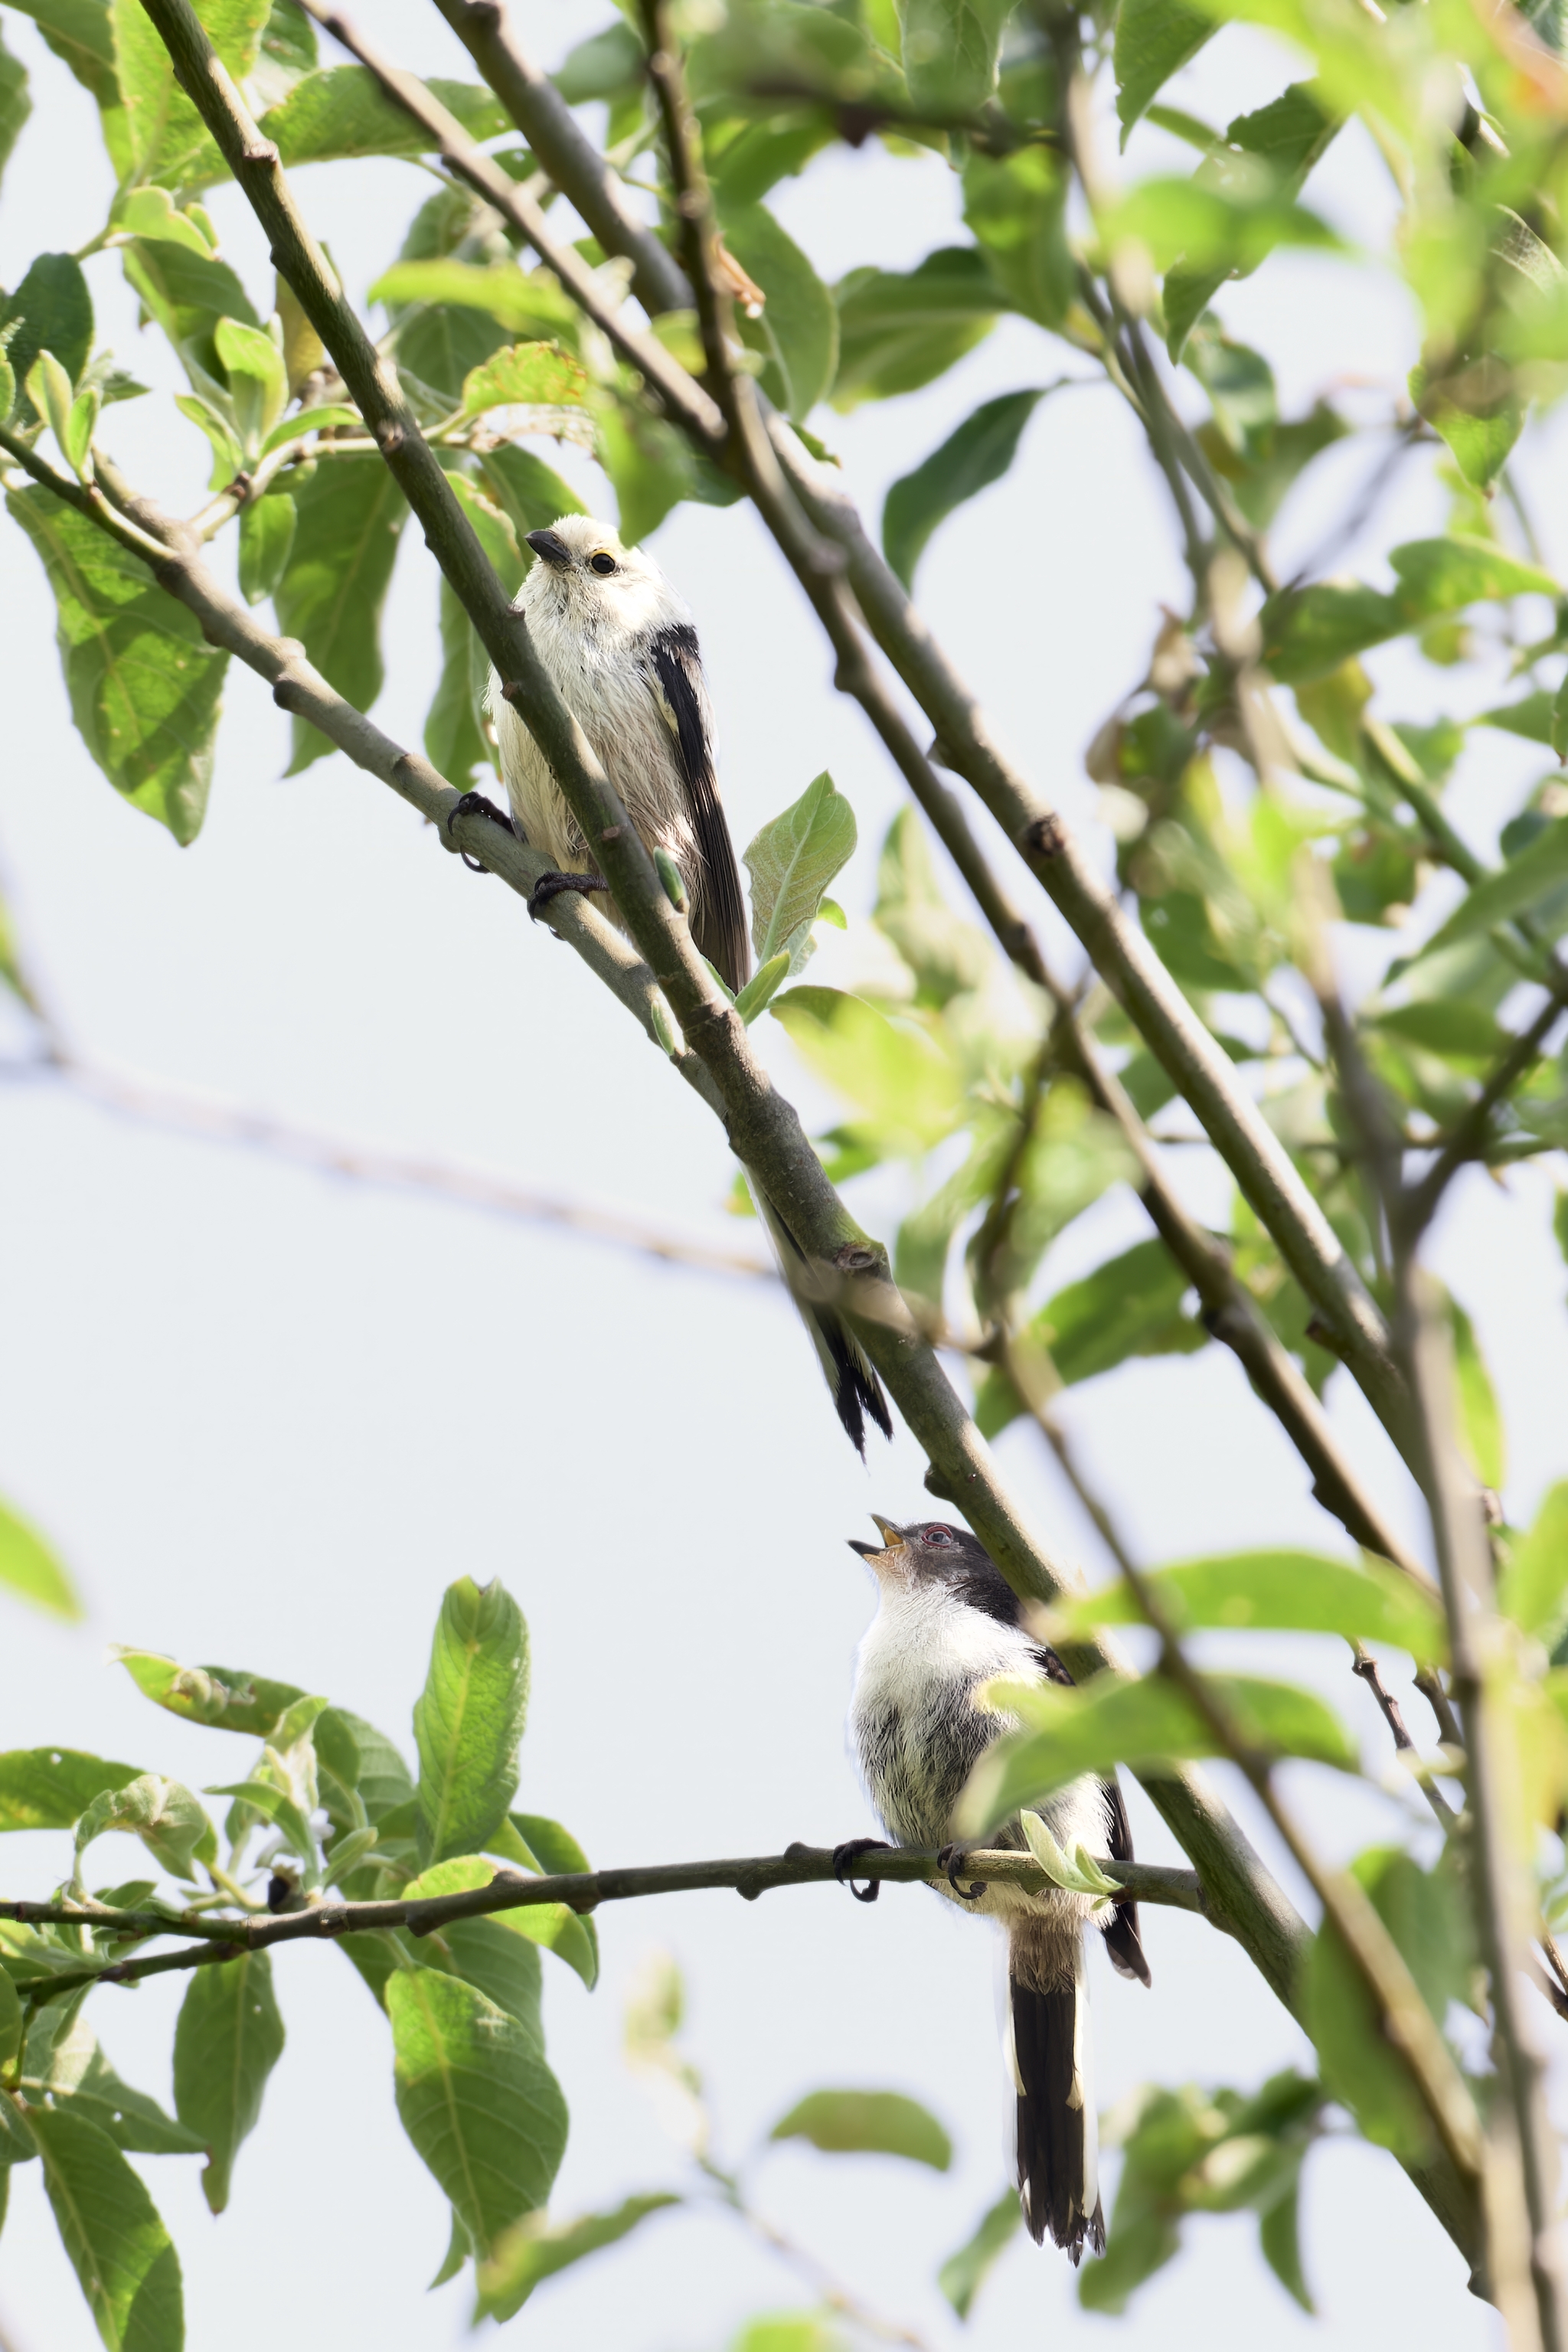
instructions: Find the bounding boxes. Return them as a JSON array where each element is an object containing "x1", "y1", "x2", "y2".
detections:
[
  {"x1": 1099, "y1": 1775, "x2": 1152, "y2": 1986},
  {"x1": 648, "y1": 625, "x2": 751, "y2": 994}
]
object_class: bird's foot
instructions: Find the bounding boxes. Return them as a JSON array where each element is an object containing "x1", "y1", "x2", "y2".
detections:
[
  {"x1": 446, "y1": 789, "x2": 516, "y2": 873},
  {"x1": 528, "y1": 869, "x2": 609, "y2": 923},
  {"x1": 832, "y1": 1836, "x2": 891, "y2": 1905},
  {"x1": 938, "y1": 1841, "x2": 985, "y2": 1901}
]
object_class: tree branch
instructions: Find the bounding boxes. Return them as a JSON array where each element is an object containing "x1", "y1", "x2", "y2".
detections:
[
  {"x1": 413, "y1": 0, "x2": 1413, "y2": 1463},
  {"x1": 3, "y1": 1843, "x2": 1209, "y2": 2001}
]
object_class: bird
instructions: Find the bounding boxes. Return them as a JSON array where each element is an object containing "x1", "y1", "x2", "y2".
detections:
[
  {"x1": 463, "y1": 514, "x2": 892, "y2": 1455},
  {"x1": 486, "y1": 514, "x2": 751, "y2": 993},
  {"x1": 838, "y1": 1514, "x2": 1150, "y2": 2262}
]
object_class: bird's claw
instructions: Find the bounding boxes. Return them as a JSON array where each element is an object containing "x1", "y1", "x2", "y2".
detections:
[
  {"x1": 527, "y1": 869, "x2": 609, "y2": 923},
  {"x1": 938, "y1": 1842, "x2": 985, "y2": 1901},
  {"x1": 446, "y1": 789, "x2": 516, "y2": 873},
  {"x1": 832, "y1": 1836, "x2": 890, "y2": 1905}
]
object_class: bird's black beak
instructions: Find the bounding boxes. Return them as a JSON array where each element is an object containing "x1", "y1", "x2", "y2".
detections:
[
  {"x1": 525, "y1": 528, "x2": 572, "y2": 570},
  {"x1": 848, "y1": 1514, "x2": 905, "y2": 1561}
]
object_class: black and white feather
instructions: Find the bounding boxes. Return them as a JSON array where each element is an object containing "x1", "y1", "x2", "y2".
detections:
[
  {"x1": 846, "y1": 1517, "x2": 1151, "y2": 2263},
  {"x1": 488, "y1": 515, "x2": 750, "y2": 991}
]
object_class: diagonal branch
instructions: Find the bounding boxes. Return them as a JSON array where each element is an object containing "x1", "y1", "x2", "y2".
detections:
[{"x1": 413, "y1": 0, "x2": 1412, "y2": 1463}]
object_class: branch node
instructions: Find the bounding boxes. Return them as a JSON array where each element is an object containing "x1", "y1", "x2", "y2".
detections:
[
  {"x1": 600, "y1": 823, "x2": 624, "y2": 842},
  {"x1": 241, "y1": 139, "x2": 279, "y2": 165},
  {"x1": 373, "y1": 420, "x2": 406, "y2": 456},
  {"x1": 1023, "y1": 811, "x2": 1067, "y2": 859}
]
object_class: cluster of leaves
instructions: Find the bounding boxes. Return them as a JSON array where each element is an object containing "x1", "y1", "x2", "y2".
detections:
[{"x1": 0, "y1": 1574, "x2": 599, "y2": 2344}]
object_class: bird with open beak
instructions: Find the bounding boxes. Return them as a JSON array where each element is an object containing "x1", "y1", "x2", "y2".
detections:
[
  {"x1": 463, "y1": 514, "x2": 892, "y2": 1457},
  {"x1": 839, "y1": 1514, "x2": 1150, "y2": 2264}
]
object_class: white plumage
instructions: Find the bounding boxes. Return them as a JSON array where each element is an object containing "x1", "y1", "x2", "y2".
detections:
[{"x1": 487, "y1": 514, "x2": 750, "y2": 991}]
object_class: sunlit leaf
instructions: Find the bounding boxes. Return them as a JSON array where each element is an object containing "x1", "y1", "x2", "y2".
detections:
[
  {"x1": 1115, "y1": 0, "x2": 1215, "y2": 140},
  {"x1": 882, "y1": 389, "x2": 1047, "y2": 590},
  {"x1": 414, "y1": 1578, "x2": 530, "y2": 1867},
  {"x1": 1499, "y1": 1483, "x2": 1568, "y2": 1645},
  {"x1": 0, "y1": 24, "x2": 32, "y2": 198},
  {"x1": 76, "y1": 1774, "x2": 215, "y2": 1882},
  {"x1": 33, "y1": 2105, "x2": 185, "y2": 2352},
  {"x1": 744, "y1": 773, "x2": 858, "y2": 973},
  {"x1": 721, "y1": 201, "x2": 838, "y2": 420},
  {"x1": 273, "y1": 456, "x2": 405, "y2": 773},
  {"x1": 958, "y1": 1671, "x2": 1356, "y2": 1836},
  {"x1": 254, "y1": 67, "x2": 507, "y2": 168},
  {"x1": 475, "y1": 2193, "x2": 679, "y2": 2323},
  {"x1": 769, "y1": 2089, "x2": 952, "y2": 2168},
  {"x1": 0, "y1": 1748, "x2": 141, "y2": 1831},
  {"x1": 938, "y1": 2188, "x2": 1021, "y2": 2318},
  {"x1": 1046, "y1": 1548, "x2": 1445, "y2": 1657},
  {"x1": 770, "y1": 986, "x2": 964, "y2": 1154},
  {"x1": 0, "y1": 1496, "x2": 82, "y2": 1619},
  {"x1": 387, "y1": 1968, "x2": 567, "y2": 2257}
]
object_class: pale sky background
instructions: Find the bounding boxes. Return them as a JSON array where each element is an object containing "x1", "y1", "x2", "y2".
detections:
[{"x1": 0, "y1": 0, "x2": 1561, "y2": 2345}]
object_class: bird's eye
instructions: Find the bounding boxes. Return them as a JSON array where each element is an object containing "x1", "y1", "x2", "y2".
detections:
[
  {"x1": 589, "y1": 551, "x2": 617, "y2": 577},
  {"x1": 923, "y1": 1525, "x2": 953, "y2": 1546}
]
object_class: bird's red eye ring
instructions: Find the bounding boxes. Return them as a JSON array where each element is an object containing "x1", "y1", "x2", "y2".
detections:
[
  {"x1": 589, "y1": 551, "x2": 617, "y2": 576},
  {"x1": 923, "y1": 1525, "x2": 953, "y2": 1545}
]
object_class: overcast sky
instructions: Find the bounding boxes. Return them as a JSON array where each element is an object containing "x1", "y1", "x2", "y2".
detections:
[{"x1": 0, "y1": 0, "x2": 1557, "y2": 2344}]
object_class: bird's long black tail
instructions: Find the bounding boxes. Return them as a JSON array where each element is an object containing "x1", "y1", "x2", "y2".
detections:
[
  {"x1": 747, "y1": 1174, "x2": 893, "y2": 1455},
  {"x1": 1008, "y1": 1924, "x2": 1103, "y2": 2265}
]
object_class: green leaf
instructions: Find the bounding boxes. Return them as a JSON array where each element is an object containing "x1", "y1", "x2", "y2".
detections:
[
  {"x1": 873, "y1": 808, "x2": 991, "y2": 1004},
  {"x1": 0, "y1": 1749, "x2": 141, "y2": 1832},
  {"x1": 771, "y1": 987, "x2": 964, "y2": 1155},
  {"x1": 743, "y1": 772, "x2": 858, "y2": 973},
  {"x1": 256, "y1": 67, "x2": 507, "y2": 168},
  {"x1": 21, "y1": 2009, "x2": 204, "y2": 2156},
  {"x1": 76, "y1": 1775, "x2": 214, "y2": 1882},
  {"x1": 237, "y1": 492, "x2": 296, "y2": 606},
  {"x1": 332, "y1": 1710, "x2": 414, "y2": 1824},
  {"x1": 962, "y1": 147, "x2": 1073, "y2": 328},
  {"x1": 112, "y1": 1650, "x2": 304, "y2": 1736},
  {"x1": 119, "y1": 242, "x2": 258, "y2": 393},
  {"x1": 5, "y1": 488, "x2": 225, "y2": 842},
  {"x1": 720, "y1": 201, "x2": 838, "y2": 421},
  {"x1": 459, "y1": 340, "x2": 588, "y2": 420},
  {"x1": 769, "y1": 2089, "x2": 952, "y2": 2169},
  {"x1": 1303, "y1": 1847, "x2": 1472, "y2": 2161},
  {"x1": 938, "y1": 2189, "x2": 1021, "y2": 2318},
  {"x1": 1115, "y1": 0, "x2": 1215, "y2": 141},
  {"x1": 975, "y1": 1237, "x2": 1207, "y2": 1436},
  {"x1": 485, "y1": 1815, "x2": 599, "y2": 1988},
  {"x1": 831, "y1": 248, "x2": 999, "y2": 410},
  {"x1": 1259, "y1": 2180, "x2": 1314, "y2": 2311},
  {"x1": 730, "y1": 2317, "x2": 848, "y2": 2352},
  {"x1": 958, "y1": 1672, "x2": 1356, "y2": 1837},
  {"x1": 0, "y1": 22, "x2": 32, "y2": 195},
  {"x1": 1262, "y1": 534, "x2": 1559, "y2": 684},
  {"x1": 387, "y1": 1967, "x2": 567, "y2": 2257},
  {"x1": 0, "y1": 253, "x2": 92, "y2": 423},
  {"x1": 172, "y1": 1952, "x2": 284, "y2": 2213},
  {"x1": 1416, "y1": 817, "x2": 1568, "y2": 957},
  {"x1": 5, "y1": 0, "x2": 119, "y2": 113},
  {"x1": 213, "y1": 315, "x2": 286, "y2": 449},
  {"x1": 475, "y1": 2193, "x2": 679, "y2": 2323},
  {"x1": 423, "y1": 472, "x2": 518, "y2": 782},
  {"x1": 0, "y1": 1497, "x2": 83, "y2": 1619},
  {"x1": 33, "y1": 2106, "x2": 184, "y2": 2352},
  {"x1": 900, "y1": 0, "x2": 1010, "y2": 113},
  {"x1": 0, "y1": 1968, "x2": 19, "y2": 2076},
  {"x1": 413, "y1": 1579, "x2": 530, "y2": 1867},
  {"x1": 1448, "y1": 1297, "x2": 1504, "y2": 1491},
  {"x1": 113, "y1": 0, "x2": 267, "y2": 187},
  {"x1": 273, "y1": 456, "x2": 404, "y2": 773},
  {"x1": 113, "y1": 187, "x2": 216, "y2": 259},
  {"x1": 882, "y1": 388, "x2": 1046, "y2": 590},
  {"x1": 474, "y1": 443, "x2": 583, "y2": 545},
  {"x1": 430, "y1": 2208, "x2": 470, "y2": 2288},
  {"x1": 554, "y1": 18, "x2": 642, "y2": 102},
  {"x1": 402, "y1": 1857, "x2": 544, "y2": 2034},
  {"x1": 1160, "y1": 84, "x2": 1340, "y2": 356},
  {"x1": 370, "y1": 259, "x2": 580, "y2": 345},
  {"x1": 1500, "y1": 1482, "x2": 1568, "y2": 1644},
  {"x1": 204, "y1": 1778, "x2": 318, "y2": 1873},
  {"x1": 1047, "y1": 1548, "x2": 1446, "y2": 1657}
]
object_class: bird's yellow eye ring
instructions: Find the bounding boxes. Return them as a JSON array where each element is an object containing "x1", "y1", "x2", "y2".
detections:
[{"x1": 589, "y1": 550, "x2": 618, "y2": 576}]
